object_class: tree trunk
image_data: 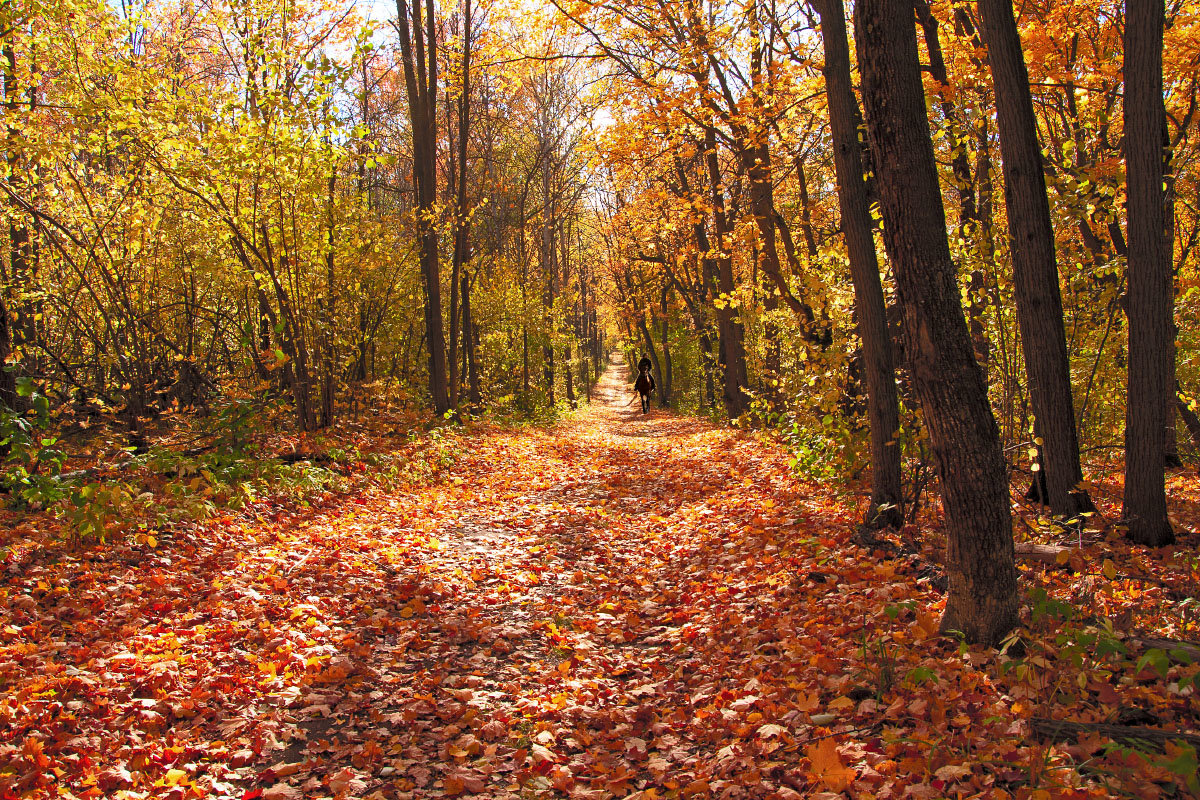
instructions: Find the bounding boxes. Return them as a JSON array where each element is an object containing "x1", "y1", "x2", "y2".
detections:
[
  {"x1": 855, "y1": 0, "x2": 1018, "y2": 645},
  {"x1": 2, "y1": 38, "x2": 27, "y2": 414},
  {"x1": 396, "y1": 0, "x2": 450, "y2": 416},
  {"x1": 563, "y1": 219, "x2": 576, "y2": 409},
  {"x1": 541, "y1": 164, "x2": 557, "y2": 405},
  {"x1": 913, "y1": 1, "x2": 994, "y2": 378},
  {"x1": 320, "y1": 170, "x2": 336, "y2": 428},
  {"x1": 704, "y1": 127, "x2": 749, "y2": 417},
  {"x1": 700, "y1": 332, "x2": 717, "y2": 408},
  {"x1": 977, "y1": 0, "x2": 1092, "y2": 518},
  {"x1": 660, "y1": 283, "x2": 673, "y2": 407},
  {"x1": 1163, "y1": 119, "x2": 1181, "y2": 468},
  {"x1": 0, "y1": 286, "x2": 13, "y2": 420},
  {"x1": 464, "y1": 269, "x2": 480, "y2": 407},
  {"x1": 795, "y1": 155, "x2": 819, "y2": 258},
  {"x1": 458, "y1": 1, "x2": 477, "y2": 409},
  {"x1": 1122, "y1": 0, "x2": 1175, "y2": 546},
  {"x1": 814, "y1": 0, "x2": 903, "y2": 529}
]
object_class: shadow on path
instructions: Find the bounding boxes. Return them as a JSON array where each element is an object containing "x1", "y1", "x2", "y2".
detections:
[{"x1": 2, "y1": 356, "x2": 857, "y2": 800}]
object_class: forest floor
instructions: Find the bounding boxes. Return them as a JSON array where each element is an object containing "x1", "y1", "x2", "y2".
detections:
[{"x1": 3, "y1": 361, "x2": 1200, "y2": 799}]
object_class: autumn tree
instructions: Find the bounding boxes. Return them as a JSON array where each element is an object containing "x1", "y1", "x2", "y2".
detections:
[
  {"x1": 976, "y1": 0, "x2": 1093, "y2": 518},
  {"x1": 396, "y1": 0, "x2": 451, "y2": 415},
  {"x1": 811, "y1": 0, "x2": 902, "y2": 529},
  {"x1": 1121, "y1": 0, "x2": 1175, "y2": 546},
  {"x1": 854, "y1": 0, "x2": 1017, "y2": 644}
]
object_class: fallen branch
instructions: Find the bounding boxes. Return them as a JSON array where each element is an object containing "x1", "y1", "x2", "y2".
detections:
[
  {"x1": 276, "y1": 452, "x2": 336, "y2": 464},
  {"x1": 1130, "y1": 636, "x2": 1200, "y2": 663},
  {"x1": 1030, "y1": 717, "x2": 1200, "y2": 751},
  {"x1": 1014, "y1": 542, "x2": 1070, "y2": 567}
]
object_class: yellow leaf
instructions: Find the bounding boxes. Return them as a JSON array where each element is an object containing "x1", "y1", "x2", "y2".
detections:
[
  {"x1": 1102, "y1": 559, "x2": 1117, "y2": 580},
  {"x1": 164, "y1": 769, "x2": 189, "y2": 786}
]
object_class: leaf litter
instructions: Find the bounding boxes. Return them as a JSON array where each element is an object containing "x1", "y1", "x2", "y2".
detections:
[{"x1": 2, "y1": 367, "x2": 1199, "y2": 799}]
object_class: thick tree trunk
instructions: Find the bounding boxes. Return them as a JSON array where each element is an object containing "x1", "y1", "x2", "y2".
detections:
[
  {"x1": 446, "y1": 100, "x2": 459, "y2": 407},
  {"x1": 855, "y1": 0, "x2": 1018, "y2": 645},
  {"x1": 977, "y1": 0, "x2": 1092, "y2": 518},
  {"x1": 913, "y1": 1, "x2": 994, "y2": 379},
  {"x1": 1122, "y1": 0, "x2": 1175, "y2": 546},
  {"x1": 814, "y1": 0, "x2": 903, "y2": 530},
  {"x1": 396, "y1": 0, "x2": 450, "y2": 416}
]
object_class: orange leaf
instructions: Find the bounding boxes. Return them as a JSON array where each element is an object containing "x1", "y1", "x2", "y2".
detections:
[{"x1": 806, "y1": 738, "x2": 855, "y2": 792}]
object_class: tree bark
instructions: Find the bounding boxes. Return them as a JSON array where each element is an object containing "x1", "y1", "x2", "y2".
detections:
[
  {"x1": 660, "y1": 283, "x2": 673, "y2": 406},
  {"x1": 396, "y1": 0, "x2": 450, "y2": 416},
  {"x1": 977, "y1": 0, "x2": 1092, "y2": 518},
  {"x1": 703, "y1": 127, "x2": 750, "y2": 417},
  {"x1": 1163, "y1": 118, "x2": 1180, "y2": 468},
  {"x1": 447, "y1": 0, "x2": 473, "y2": 409},
  {"x1": 319, "y1": 167, "x2": 337, "y2": 429},
  {"x1": 1122, "y1": 0, "x2": 1175, "y2": 546},
  {"x1": 814, "y1": 0, "x2": 903, "y2": 529},
  {"x1": 855, "y1": 0, "x2": 1018, "y2": 645},
  {"x1": 464, "y1": 269, "x2": 480, "y2": 407}
]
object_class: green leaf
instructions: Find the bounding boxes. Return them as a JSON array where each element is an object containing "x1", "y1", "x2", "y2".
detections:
[{"x1": 1136, "y1": 649, "x2": 1170, "y2": 680}]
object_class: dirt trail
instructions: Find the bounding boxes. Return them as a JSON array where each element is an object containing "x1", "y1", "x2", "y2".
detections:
[
  {"x1": 244, "y1": 359, "x2": 858, "y2": 799},
  {"x1": 1, "y1": 359, "x2": 873, "y2": 799},
  {"x1": 8, "y1": 361, "x2": 1200, "y2": 798}
]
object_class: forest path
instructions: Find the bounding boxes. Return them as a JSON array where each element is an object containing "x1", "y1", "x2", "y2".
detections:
[{"x1": 4, "y1": 359, "x2": 956, "y2": 800}]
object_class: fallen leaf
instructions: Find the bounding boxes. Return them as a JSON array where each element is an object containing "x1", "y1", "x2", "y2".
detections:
[{"x1": 807, "y1": 738, "x2": 855, "y2": 792}]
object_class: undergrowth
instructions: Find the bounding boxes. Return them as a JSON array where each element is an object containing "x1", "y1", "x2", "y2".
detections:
[{"x1": 0, "y1": 383, "x2": 469, "y2": 551}]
